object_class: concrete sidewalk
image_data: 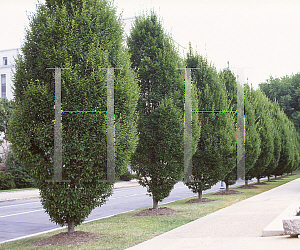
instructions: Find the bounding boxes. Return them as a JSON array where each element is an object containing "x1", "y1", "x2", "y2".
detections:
[
  {"x1": 127, "y1": 178, "x2": 300, "y2": 250},
  {"x1": 0, "y1": 179, "x2": 140, "y2": 202}
]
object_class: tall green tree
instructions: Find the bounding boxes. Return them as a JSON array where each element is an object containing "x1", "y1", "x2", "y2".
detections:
[
  {"x1": 262, "y1": 101, "x2": 281, "y2": 181},
  {"x1": 273, "y1": 110, "x2": 294, "y2": 177},
  {"x1": 283, "y1": 119, "x2": 299, "y2": 174},
  {"x1": 185, "y1": 45, "x2": 236, "y2": 199},
  {"x1": 219, "y1": 67, "x2": 238, "y2": 191},
  {"x1": 246, "y1": 89, "x2": 274, "y2": 183},
  {"x1": 8, "y1": 0, "x2": 139, "y2": 234},
  {"x1": 127, "y1": 11, "x2": 200, "y2": 209},
  {"x1": 244, "y1": 84, "x2": 261, "y2": 185}
]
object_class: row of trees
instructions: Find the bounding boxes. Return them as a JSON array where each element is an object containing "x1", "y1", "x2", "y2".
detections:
[
  {"x1": 259, "y1": 73, "x2": 300, "y2": 134},
  {"x1": 6, "y1": 0, "x2": 300, "y2": 234}
]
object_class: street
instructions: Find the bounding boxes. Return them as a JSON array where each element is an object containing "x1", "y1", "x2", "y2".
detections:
[{"x1": 0, "y1": 180, "x2": 247, "y2": 244}]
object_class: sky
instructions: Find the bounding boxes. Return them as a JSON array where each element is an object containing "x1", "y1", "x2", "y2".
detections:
[{"x1": 1, "y1": 0, "x2": 300, "y2": 90}]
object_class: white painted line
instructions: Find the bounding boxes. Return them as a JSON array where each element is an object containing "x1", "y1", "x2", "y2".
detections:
[
  {"x1": 0, "y1": 208, "x2": 140, "y2": 245},
  {"x1": 0, "y1": 201, "x2": 40, "y2": 209},
  {"x1": 0, "y1": 209, "x2": 44, "y2": 218},
  {"x1": 109, "y1": 193, "x2": 145, "y2": 200}
]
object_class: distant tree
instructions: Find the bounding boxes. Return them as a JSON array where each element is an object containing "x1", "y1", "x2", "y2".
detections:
[
  {"x1": 8, "y1": 0, "x2": 138, "y2": 234},
  {"x1": 185, "y1": 45, "x2": 236, "y2": 199},
  {"x1": 0, "y1": 98, "x2": 14, "y2": 163},
  {"x1": 128, "y1": 13, "x2": 200, "y2": 209},
  {"x1": 0, "y1": 171, "x2": 15, "y2": 190},
  {"x1": 273, "y1": 110, "x2": 295, "y2": 177},
  {"x1": 262, "y1": 101, "x2": 281, "y2": 181},
  {"x1": 246, "y1": 89, "x2": 274, "y2": 183},
  {"x1": 259, "y1": 73, "x2": 300, "y2": 135},
  {"x1": 219, "y1": 67, "x2": 238, "y2": 191},
  {"x1": 282, "y1": 119, "x2": 299, "y2": 174},
  {"x1": 6, "y1": 149, "x2": 35, "y2": 188},
  {"x1": 244, "y1": 84, "x2": 261, "y2": 185},
  {"x1": 0, "y1": 98, "x2": 13, "y2": 141}
]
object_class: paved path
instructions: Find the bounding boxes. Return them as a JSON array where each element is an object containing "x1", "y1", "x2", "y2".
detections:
[
  {"x1": 0, "y1": 180, "x2": 141, "y2": 202},
  {"x1": 127, "y1": 177, "x2": 300, "y2": 250}
]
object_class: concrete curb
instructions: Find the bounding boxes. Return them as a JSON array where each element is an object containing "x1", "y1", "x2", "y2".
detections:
[{"x1": 263, "y1": 201, "x2": 300, "y2": 236}]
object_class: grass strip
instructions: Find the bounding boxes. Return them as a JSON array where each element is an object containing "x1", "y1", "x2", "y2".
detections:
[{"x1": 1, "y1": 171, "x2": 300, "y2": 250}]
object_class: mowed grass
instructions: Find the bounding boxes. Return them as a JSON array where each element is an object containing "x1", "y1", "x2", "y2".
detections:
[{"x1": 1, "y1": 170, "x2": 300, "y2": 250}]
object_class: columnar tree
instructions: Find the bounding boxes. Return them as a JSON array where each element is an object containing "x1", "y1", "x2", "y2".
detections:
[
  {"x1": 128, "y1": 12, "x2": 200, "y2": 209},
  {"x1": 246, "y1": 89, "x2": 274, "y2": 183},
  {"x1": 272, "y1": 107, "x2": 294, "y2": 177},
  {"x1": 219, "y1": 67, "x2": 238, "y2": 191},
  {"x1": 283, "y1": 119, "x2": 299, "y2": 174},
  {"x1": 244, "y1": 83, "x2": 261, "y2": 185},
  {"x1": 8, "y1": 0, "x2": 139, "y2": 234},
  {"x1": 185, "y1": 45, "x2": 236, "y2": 199}
]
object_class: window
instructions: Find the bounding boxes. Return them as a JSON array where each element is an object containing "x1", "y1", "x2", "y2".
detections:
[
  {"x1": 1, "y1": 74, "x2": 6, "y2": 98},
  {"x1": 3, "y1": 57, "x2": 7, "y2": 66}
]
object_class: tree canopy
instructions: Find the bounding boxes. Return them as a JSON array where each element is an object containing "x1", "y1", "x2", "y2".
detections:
[
  {"x1": 185, "y1": 45, "x2": 236, "y2": 198},
  {"x1": 8, "y1": 0, "x2": 139, "y2": 233},
  {"x1": 128, "y1": 11, "x2": 200, "y2": 209}
]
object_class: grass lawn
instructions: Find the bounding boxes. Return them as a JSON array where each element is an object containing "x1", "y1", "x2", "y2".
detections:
[{"x1": 1, "y1": 171, "x2": 300, "y2": 249}]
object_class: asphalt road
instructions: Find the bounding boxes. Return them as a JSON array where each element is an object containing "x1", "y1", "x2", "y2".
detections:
[{"x1": 0, "y1": 180, "x2": 248, "y2": 244}]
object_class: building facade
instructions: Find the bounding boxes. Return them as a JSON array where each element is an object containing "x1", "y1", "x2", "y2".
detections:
[
  {"x1": 0, "y1": 48, "x2": 18, "y2": 101},
  {"x1": 0, "y1": 48, "x2": 18, "y2": 169}
]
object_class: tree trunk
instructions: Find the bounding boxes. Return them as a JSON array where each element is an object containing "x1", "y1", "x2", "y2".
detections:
[
  {"x1": 226, "y1": 182, "x2": 229, "y2": 192},
  {"x1": 267, "y1": 176, "x2": 270, "y2": 182},
  {"x1": 198, "y1": 190, "x2": 202, "y2": 199},
  {"x1": 245, "y1": 179, "x2": 248, "y2": 186},
  {"x1": 153, "y1": 197, "x2": 158, "y2": 209},
  {"x1": 68, "y1": 218, "x2": 75, "y2": 234},
  {"x1": 274, "y1": 175, "x2": 277, "y2": 179},
  {"x1": 257, "y1": 177, "x2": 260, "y2": 184}
]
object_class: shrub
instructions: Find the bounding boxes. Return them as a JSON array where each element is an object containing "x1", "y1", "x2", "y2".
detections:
[
  {"x1": 120, "y1": 171, "x2": 133, "y2": 181},
  {"x1": 5, "y1": 150, "x2": 35, "y2": 188},
  {"x1": 0, "y1": 171, "x2": 15, "y2": 190}
]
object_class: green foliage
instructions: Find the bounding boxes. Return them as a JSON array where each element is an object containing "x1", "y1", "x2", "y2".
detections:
[
  {"x1": 120, "y1": 170, "x2": 133, "y2": 181},
  {"x1": 8, "y1": 0, "x2": 138, "y2": 229},
  {"x1": 247, "y1": 89, "x2": 274, "y2": 181},
  {"x1": 262, "y1": 101, "x2": 282, "y2": 178},
  {"x1": 244, "y1": 84, "x2": 261, "y2": 181},
  {"x1": 132, "y1": 96, "x2": 184, "y2": 203},
  {"x1": 185, "y1": 45, "x2": 236, "y2": 196},
  {"x1": 0, "y1": 171, "x2": 15, "y2": 190},
  {"x1": 5, "y1": 149, "x2": 35, "y2": 188},
  {"x1": 219, "y1": 67, "x2": 237, "y2": 111},
  {"x1": 272, "y1": 111, "x2": 294, "y2": 176},
  {"x1": 219, "y1": 68, "x2": 238, "y2": 187},
  {"x1": 0, "y1": 97, "x2": 14, "y2": 144},
  {"x1": 259, "y1": 73, "x2": 300, "y2": 134},
  {"x1": 128, "y1": 11, "x2": 198, "y2": 207}
]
